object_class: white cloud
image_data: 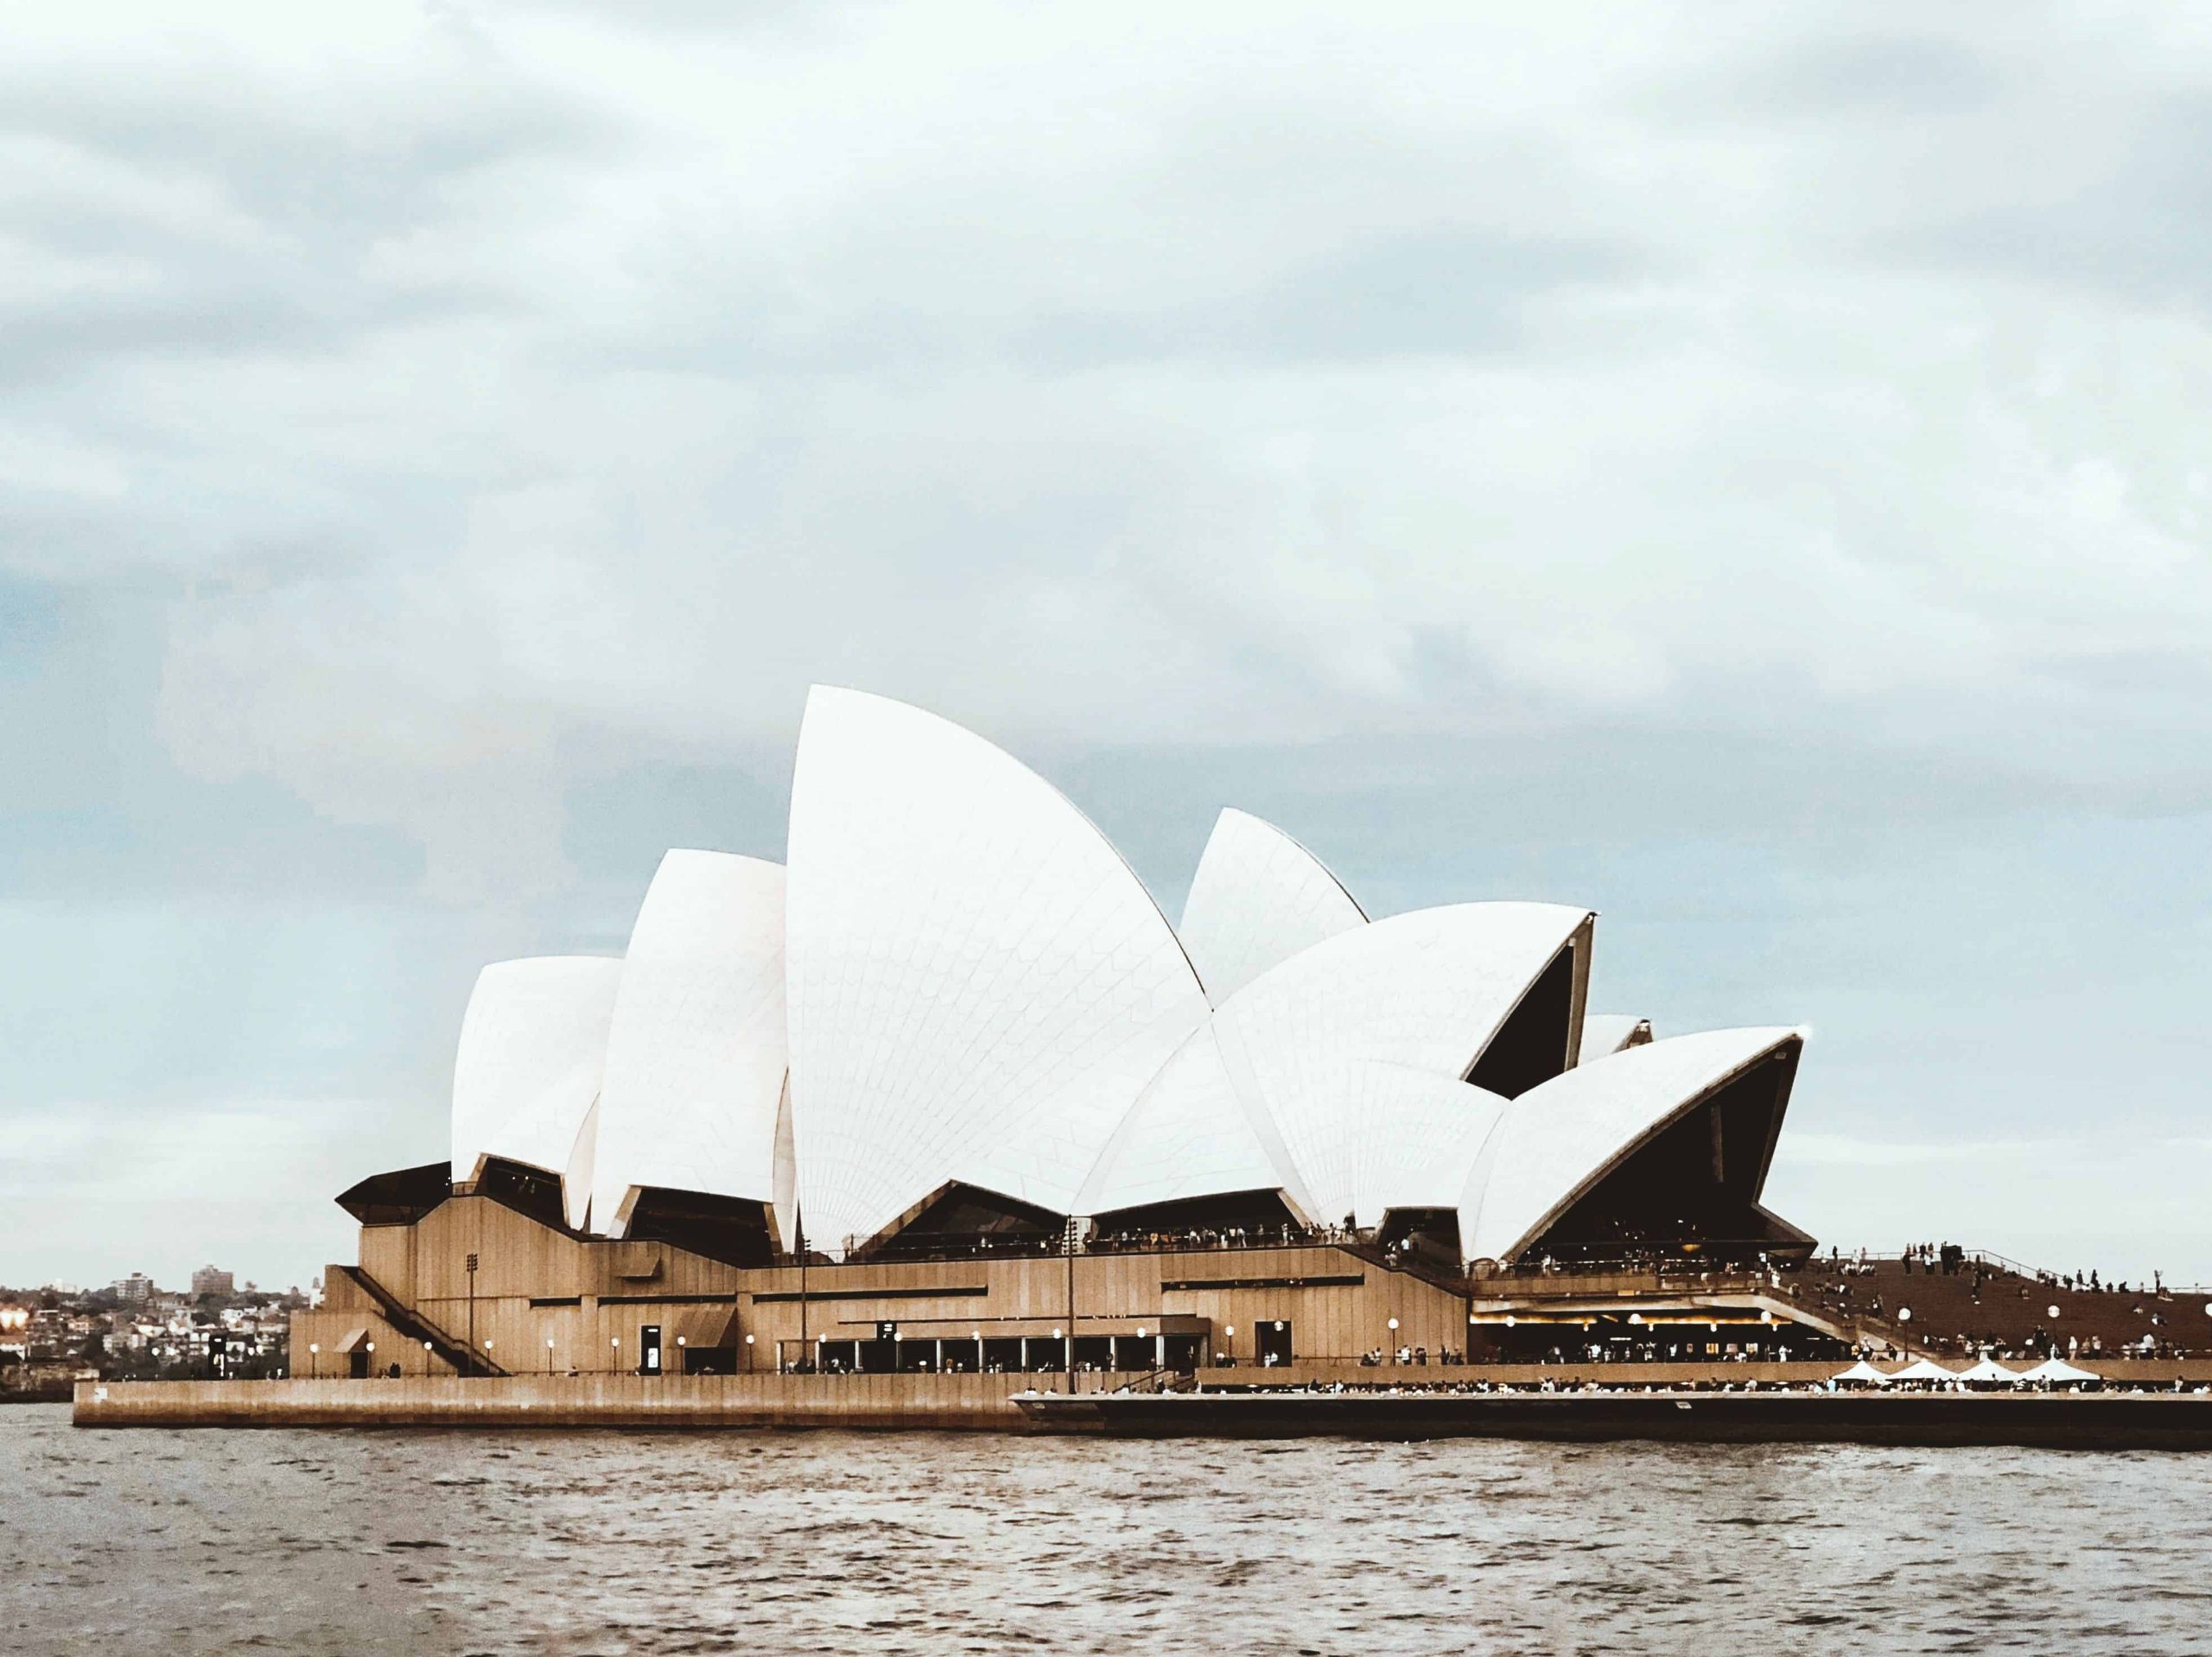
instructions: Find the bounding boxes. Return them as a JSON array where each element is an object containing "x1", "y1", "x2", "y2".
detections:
[{"x1": 8, "y1": 3, "x2": 2212, "y2": 1279}]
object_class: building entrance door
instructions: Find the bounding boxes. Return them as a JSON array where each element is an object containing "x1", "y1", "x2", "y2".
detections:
[
  {"x1": 348, "y1": 1350, "x2": 369, "y2": 1380},
  {"x1": 1256, "y1": 1320, "x2": 1294, "y2": 1366},
  {"x1": 639, "y1": 1324, "x2": 662, "y2": 1375}
]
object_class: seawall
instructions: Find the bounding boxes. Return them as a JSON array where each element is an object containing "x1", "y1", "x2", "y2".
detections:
[
  {"x1": 72, "y1": 1371, "x2": 1057, "y2": 1430},
  {"x1": 1021, "y1": 1388, "x2": 2212, "y2": 1449},
  {"x1": 75, "y1": 1358, "x2": 2212, "y2": 1431}
]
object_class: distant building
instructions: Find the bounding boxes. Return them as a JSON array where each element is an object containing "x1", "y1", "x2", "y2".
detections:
[
  {"x1": 111, "y1": 1273, "x2": 156, "y2": 1305},
  {"x1": 190, "y1": 1266, "x2": 235, "y2": 1298}
]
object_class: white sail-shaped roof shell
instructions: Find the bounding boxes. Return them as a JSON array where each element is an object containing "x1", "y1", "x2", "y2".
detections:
[
  {"x1": 1345, "y1": 1065, "x2": 1509, "y2": 1228},
  {"x1": 785, "y1": 686, "x2": 1212, "y2": 1254},
  {"x1": 562, "y1": 1100, "x2": 601, "y2": 1233},
  {"x1": 590, "y1": 850, "x2": 787, "y2": 1237},
  {"x1": 1178, "y1": 809, "x2": 1366, "y2": 1003},
  {"x1": 1081, "y1": 902, "x2": 1589, "y2": 1227},
  {"x1": 1077, "y1": 1027, "x2": 1313, "y2": 1220},
  {"x1": 1577, "y1": 1013, "x2": 1650, "y2": 1065},
  {"x1": 1209, "y1": 902, "x2": 1592, "y2": 1228},
  {"x1": 448, "y1": 955, "x2": 622, "y2": 1229},
  {"x1": 1459, "y1": 1026, "x2": 1804, "y2": 1264}
]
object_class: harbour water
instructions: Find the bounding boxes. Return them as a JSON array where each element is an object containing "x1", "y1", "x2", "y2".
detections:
[{"x1": 9, "y1": 1404, "x2": 2212, "y2": 1654}]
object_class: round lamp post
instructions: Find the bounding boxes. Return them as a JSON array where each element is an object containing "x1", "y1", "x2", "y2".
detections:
[
  {"x1": 611, "y1": 1336, "x2": 620, "y2": 1375},
  {"x1": 365, "y1": 1341, "x2": 375, "y2": 1379},
  {"x1": 544, "y1": 1337, "x2": 554, "y2": 1374},
  {"x1": 308, "y1": 1342, "x2": 318, "y2": 1379},
  {"x1": 744, "y1": 1333, "x2": 755, "y2": 1373}
]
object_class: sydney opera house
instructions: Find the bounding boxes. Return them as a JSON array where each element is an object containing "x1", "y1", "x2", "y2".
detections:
[{"x1": 296, "y1": 687, "x2": 1832, "y2": 1382}]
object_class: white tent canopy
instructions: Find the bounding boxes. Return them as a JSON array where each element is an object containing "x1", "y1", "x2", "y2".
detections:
[
  {"x1": 2021, "y1": 1356, "x2": 2102, "y2": 1384},
  {"x1": 1955, "y1": 1357, "x2": 2021, "y2": 1384},
  {"x1": 1888, "y1": 1357, "x2": 1958, "y2": 1383},
  {"x1": 1831, "y1": 1360, "x2": 1891, "y2": 1384}
]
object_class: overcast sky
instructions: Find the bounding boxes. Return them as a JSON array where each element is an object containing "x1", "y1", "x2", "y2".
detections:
[{"x1": 6, "y1": 2, "x2": 2211, "y2": 1292}]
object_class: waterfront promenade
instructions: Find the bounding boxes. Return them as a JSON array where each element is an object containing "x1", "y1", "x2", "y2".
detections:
[{"x1": 73, "y1": 1357, "x2": 2212, "y2": 1434}]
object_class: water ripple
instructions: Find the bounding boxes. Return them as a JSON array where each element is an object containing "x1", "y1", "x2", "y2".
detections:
[{"x1": 6, "y1": 1405, "x2": 2210, "y2": 1654}]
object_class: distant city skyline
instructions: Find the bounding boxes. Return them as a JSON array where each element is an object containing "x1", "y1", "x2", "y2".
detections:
[{"x1": 6, "y1": 4, "x2": 2211, "y2": 1289}]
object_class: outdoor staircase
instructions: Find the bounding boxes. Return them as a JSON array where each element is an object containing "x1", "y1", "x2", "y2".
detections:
[{"x1": 339, "y1": 1266, "x2": 507, "y2": 1376}]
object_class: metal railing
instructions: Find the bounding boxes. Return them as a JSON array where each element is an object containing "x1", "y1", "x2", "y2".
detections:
[{"x1": 340, "y1": 1267, "x2": 505, "y2": 1377}]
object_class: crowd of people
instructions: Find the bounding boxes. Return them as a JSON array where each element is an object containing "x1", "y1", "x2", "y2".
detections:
[
  {"x1": 1356, "y1": 1344, "x2": 1468, "y2": 1366},
  {"x1": 1887, "y1": 1242, "x2": 2171, "y2": 1300},
  {"x1": 1178, "y1": 1374, "x2": 2212, "y2": 1397},
  {"x1": 1087, "y1": 1219, "x2": 1346, "y2": 1254}
]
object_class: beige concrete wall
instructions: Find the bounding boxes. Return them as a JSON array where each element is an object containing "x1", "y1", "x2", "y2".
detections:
[
  {"x1": 73, "y1": 1370, "x2": 1091, "y2": 1430},
  {"x1": 299, "y1": 1225, "x2": 1481, "y2": 1380},
  {"x1": 735, "y1": 1243, "x2": 1474, "y2": 1367},
  {"x1": 290, "y1": 1308, "x2": 459, "y2": 1379},
  {"x1": 357, "y1": 1224, "x2": 418, "y2": 1302}
]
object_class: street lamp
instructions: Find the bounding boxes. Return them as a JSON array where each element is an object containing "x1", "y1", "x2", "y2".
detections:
[
  {"x1": 545, "y1": 1336, "x2": 555, "y2": 1374},
  {"x1": 308, "y1": 1342, "x2": 319, "y2": 1379}
]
